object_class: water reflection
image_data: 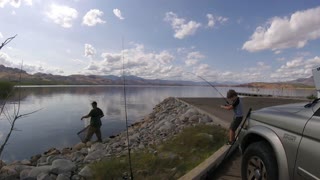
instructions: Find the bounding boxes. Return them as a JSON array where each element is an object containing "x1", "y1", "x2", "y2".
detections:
[{"x1": 0, "y1": 85, "x2": 316, "y2": 161}]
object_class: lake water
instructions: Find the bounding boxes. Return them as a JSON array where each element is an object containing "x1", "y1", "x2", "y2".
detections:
[{"x1": 0, "y1": 85, "x2": 316, "y2": 161}]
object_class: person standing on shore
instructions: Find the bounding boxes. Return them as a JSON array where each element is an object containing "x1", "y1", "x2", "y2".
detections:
[
  {"x1": 220, "y1": 89, "x2": 243, "y2": 145},
  {"x1": 81, "y1": 101, "x2": 104, "y2": 143}
]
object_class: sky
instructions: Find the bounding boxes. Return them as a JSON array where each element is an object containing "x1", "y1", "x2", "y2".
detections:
[{"x1": 0, "y1": 0, "x2": 320, "y2": 83}]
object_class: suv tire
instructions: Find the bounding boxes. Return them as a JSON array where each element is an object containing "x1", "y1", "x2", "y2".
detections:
[{"x1": 241, "y1": 141, "x2": 278, "y2": 180}]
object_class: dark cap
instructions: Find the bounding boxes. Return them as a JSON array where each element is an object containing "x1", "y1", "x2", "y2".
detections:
[
  {"x1": 227, "y1": 89, "x2": 237, "y2": 98},
  {"x1": 91, "y1": 101, "x2": 97, "y2": 106}
]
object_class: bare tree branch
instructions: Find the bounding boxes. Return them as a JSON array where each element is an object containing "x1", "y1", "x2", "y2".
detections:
[{"x1": 0, "y1": 34, "x2": 17, "y2": 50}]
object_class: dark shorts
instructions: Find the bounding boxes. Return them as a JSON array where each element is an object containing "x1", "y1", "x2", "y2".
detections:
[{"x1": 229, "y1": 116, "x2": 243, "y2": 131}]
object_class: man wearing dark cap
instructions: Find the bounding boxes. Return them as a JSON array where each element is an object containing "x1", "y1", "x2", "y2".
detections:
[
  {"x1": 81, "y1": 101, "x2": 104, "y2": 143},
  {"x1": 220, "y1": 89, "x2": 243, "y2": 145}
]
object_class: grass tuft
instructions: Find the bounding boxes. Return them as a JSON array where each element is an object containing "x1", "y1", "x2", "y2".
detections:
[{"x1": 91, "y1": 124, "x2": 227, "y2": 180}]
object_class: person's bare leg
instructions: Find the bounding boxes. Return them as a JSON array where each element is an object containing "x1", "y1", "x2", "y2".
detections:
[
  {"x1": 95, "y1": 127, "x2": 102, "y2": 142},
  {"x1": 229, "y1": 129, "x2": 235, "y2": 142},
  {"x1": 84, "y1": 126, "x2": 95, "y2": 143}
]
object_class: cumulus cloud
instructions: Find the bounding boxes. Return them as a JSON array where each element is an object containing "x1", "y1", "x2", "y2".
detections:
[
  {"x1": 0, "y1": 52, "x2": 64, "y2": 75},
  {"x1": 243, "y1": 6, "x2": 320, "y2": 52},
  {"x1": 113, "y1": 8, "x2": 124, "y2": 20},
  {"x1": 84, "y1": 44, "x2": 96, "y2": 57},
  {"x1": 207, "y1": 13, "x2": 228, "y2": 28},
  {"x1": 82, "y1": 9, "x2": 106, "y2": 26},
  {"x1": 46, "y1": 4, "x2": 78, "y2": 28},
  {"x1": 0, "y1": 0, "x2": 31, "y2": 8},
  {"x1": 185, "y1": 51, "x2": 205, "y2": 67},
  {"x1": 83, "y1": 44, "x2": 181, "y2": 79},
  {"x1": 271, "y1": 56, "x2": 320, "y2": 81},
  {"x1": 164, "y1": 12, "x2": 201, "y2": 39}
]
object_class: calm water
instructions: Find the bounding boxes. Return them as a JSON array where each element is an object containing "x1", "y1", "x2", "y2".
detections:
[{"x1": 0, "y1": 85, "x2": 316, "y2": 161}]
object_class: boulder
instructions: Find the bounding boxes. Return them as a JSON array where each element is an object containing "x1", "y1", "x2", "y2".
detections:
[
  {"x1": 20, "y1": 168, "x2": 32, "y2": 179},
  {"x1": 84, "y1": 149, "x2": 105, "y2": 163},
  {"x1": 73, "y1": 142, "x2": 86, "y2": 151},
  {"x1": 43, "y1": 148, "x2": 60, "y2": 156},
  {"x1": 89, "y1": 142, "x2": 105, "y2": 153},
  {"x1": 20, "y1": 159, "x2": 31, "y2": 165},
  {"x1": 51, "y1": 159, "x2": 76, "y2": 174},
  {"x1": 28, "y1": 165, "x2": 52, "y2": 178},
  {"x1": 37, "y1": 172, "x2": 54, "y2": 180},
  {"x1": 78, "y1": 166, "x2": 93, "y2": 178},
  {"x1": 56, "y1": 174, "x2": 70, "y2": 180},
  {"x1": 189, "y1": 115, "x2": 200, "y2": 122},
  {"x1": 0, "y1": 160, "x2": 5, "y2": 169},
  {"x1": 199, "y1": 115, "x2": 213, "y2": 123},
  {"x1": 61, "y1": 147, "x2": 72, "y2": 155}
]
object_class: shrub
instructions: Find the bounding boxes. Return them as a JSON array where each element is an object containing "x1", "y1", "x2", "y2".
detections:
[{"x1": 0, "y1": 81, "x2": 14, "y2": 98}]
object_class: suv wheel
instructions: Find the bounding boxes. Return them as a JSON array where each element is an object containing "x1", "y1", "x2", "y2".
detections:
[{"x1": 241, "y1": 141, "x2": 278, "y2": 180}]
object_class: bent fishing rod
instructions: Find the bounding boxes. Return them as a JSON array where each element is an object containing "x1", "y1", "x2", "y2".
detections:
[{"x1": 187, "y1": 72, "x2": 229, "y2": 104}]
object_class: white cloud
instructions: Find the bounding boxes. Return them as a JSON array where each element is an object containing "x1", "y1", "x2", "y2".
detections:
[
  {"x1": 271, "y1": 56, "x2": 320, "y2": 81},
  {"x1": 11, "y1": 10, "x2": 16, "y2": 15},
  {"x1": 0, "y1": 32, "x2": 3, "y2": 38},
  {"x1": 207, "y1": 13, "x2": 228, "y2": 28},
  {"x1": 84, "y1": 44, "x2": 96, "y2": 57},
  {"x1": 0, "y1": 0, "x2": 32, "y2": 8},
  {"x1": 46, "y1": 4, "x2": 78, "y2": 28},
  {"x1": 10, "y1": 0, "x2": 21, "y2": 8},
  {"x1": 0, "y1": 52, "x2": 64, "y2": 75},
  {"x1": 164, "y1": 12, "x2": 201, "y2": 39},
  {"x1": 185, "y1": 51, "x2": 205, "y2": 67},
  {"x1": 243, "y1": 6, "x2": 320, "y2": 52},
  {"x1": 0, "y1": 0, "x2": 9, "y2": 8},
  {"x1": 155, "y1": 51, "x2": 174, "y2": 64},
  {"x1": 84, "y1": 44, "x2": 181, "y2": 79},
  {"x1": 82, "y1": 9, "x2": 106, "y2": 26},
  {"x1": 113, "y1": 8, "x2": 124, "y2": 20}
]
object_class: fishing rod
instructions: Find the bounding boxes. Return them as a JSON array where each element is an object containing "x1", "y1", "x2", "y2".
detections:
[
  {"x1": 0, "y1": 34, "x2": 17, "y2": 50},
  {"x1": 122, "y1": 37, "x2": 134, "y2": 180},
  {"x1": 187, "y1": 72, "x2": 229, "y2": 104}
]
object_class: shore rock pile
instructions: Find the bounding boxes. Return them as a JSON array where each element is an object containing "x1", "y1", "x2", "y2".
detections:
[{"x1": 0, "y1": 97, "x2": 216, "y2": 180}]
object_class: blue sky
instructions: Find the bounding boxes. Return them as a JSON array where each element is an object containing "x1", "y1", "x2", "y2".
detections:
[{"x1": 0, "y1": 0, "x2": 320, "y2": 83}]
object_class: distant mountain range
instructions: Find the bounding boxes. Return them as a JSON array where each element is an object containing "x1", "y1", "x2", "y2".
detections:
[{"x1": 0, "y1": 64, "x2": 315, "y2": 88}]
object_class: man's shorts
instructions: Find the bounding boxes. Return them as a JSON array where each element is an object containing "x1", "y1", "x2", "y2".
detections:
[{"x1": 229, "y1": 116, "x2": 243, "y2": 131}]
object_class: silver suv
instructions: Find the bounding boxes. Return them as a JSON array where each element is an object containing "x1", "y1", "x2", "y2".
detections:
[{"x1": 239, "y1": 98, "x2": 320, "y2": 180}]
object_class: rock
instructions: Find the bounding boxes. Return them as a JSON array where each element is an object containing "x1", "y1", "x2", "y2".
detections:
[
  {"x1": 199, "y1": 115, "x2": 213, "y2": 123},
  {"x1": 28, "y1": 165, "x2": 52, "y2": 178},
  {"x1": 89, "y1": 142, "x2": 105, "y2": 152},
  {"x1": 84, "y1": 149, "x2": 105, "y2": 163},
  {"x1": 159, "y1": 122, "x2": 174, "y2": 131},
  {"x1": 189, "y1": 115, "x2": 200, "y2": 122},
  {"x1": 73, "y1": 142, "x2": 86, "y2": 151},
  {"x1": 37, "y1": 172, "x2": 54, "y2": 180},
  {"x1": 71, "y1": 151, "x2": 84, "y2": 162},
  {"x1": 0, "y1": 160, "x2": 5, "y2": 169},
  {"x1": 0, "y1": 165, "x2": 18, "y2": 177},
  {"x1": 78, "y1": 166, "x2": 93, "y2": 178},
  {"x1": 51, "y1": 159, "x2": 76, "y2": 174},
  {"x1": 86, "y1": 141, "x2": 93, "y2": 147},
  {"x1": 20, "y1": 159, "x2": 31, "y2": 165},
  {"x1": 20, "y1": 168, "x2": 32, "y2": 179},
  {"x1": 43, "y1": 148, "x2": 60, "y2": 156},
  {"x1": 103, "y1": 137, "x2": 111, "y2": 143},
  {"x1": 56, "y1": 174, "x2": 70, "y2": 180},
  {"x1": 61, "y1": 147, "x2": 72, "y2": 155},
  {"x1": 13, "y1": 164, "x2": 33, "y2": 173},
  {"x1": 47, "y1": 155, "x2": 65, "y2": 164},
  {"x1": 30, "y1": 154, "x2": 41, "y2": 166},
  {"x1": 71, "y1": 175, "x2": 81, "y2": 180},
  {"x1": 21, "y1": 177, "x2": 36, "y2": 180}
]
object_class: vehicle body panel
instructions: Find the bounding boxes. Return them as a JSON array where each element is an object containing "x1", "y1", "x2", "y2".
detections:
[{"x1": 240, "y1": 101, "x2": 320, "y2": 180}]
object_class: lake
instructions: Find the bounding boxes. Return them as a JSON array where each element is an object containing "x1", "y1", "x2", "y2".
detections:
[{"x1": 0, "y1": 85, "x2": 316, "y2": 161}]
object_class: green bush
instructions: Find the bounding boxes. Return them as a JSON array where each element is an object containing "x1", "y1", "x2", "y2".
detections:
[
  {"x1": 0, "y1": 81, "x2": 14, "y2": 98},
  {"x1": 307, "y1": 94, "x2": 317, "y2": 100}
]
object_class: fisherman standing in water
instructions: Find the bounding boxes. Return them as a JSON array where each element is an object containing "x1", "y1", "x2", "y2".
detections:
[
  {"x1": 220, "y1": 89, "x2": 243, "y2": 145},
  {"x1": 81, "y1": 101, "x2": 104, "y2": 143}
]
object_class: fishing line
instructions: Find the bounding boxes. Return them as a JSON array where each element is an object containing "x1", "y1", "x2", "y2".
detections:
[
  {"x1": 186, "y1": 72, "x2": 229, "y2": 104},
  {"x1": 122, "y1": 37, "x2": 134, "y2": 180}
]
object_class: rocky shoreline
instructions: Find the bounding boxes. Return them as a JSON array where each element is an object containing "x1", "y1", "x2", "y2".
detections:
[{"x1": 0, "y1": 97, "x2": 219, "y2": 180}]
